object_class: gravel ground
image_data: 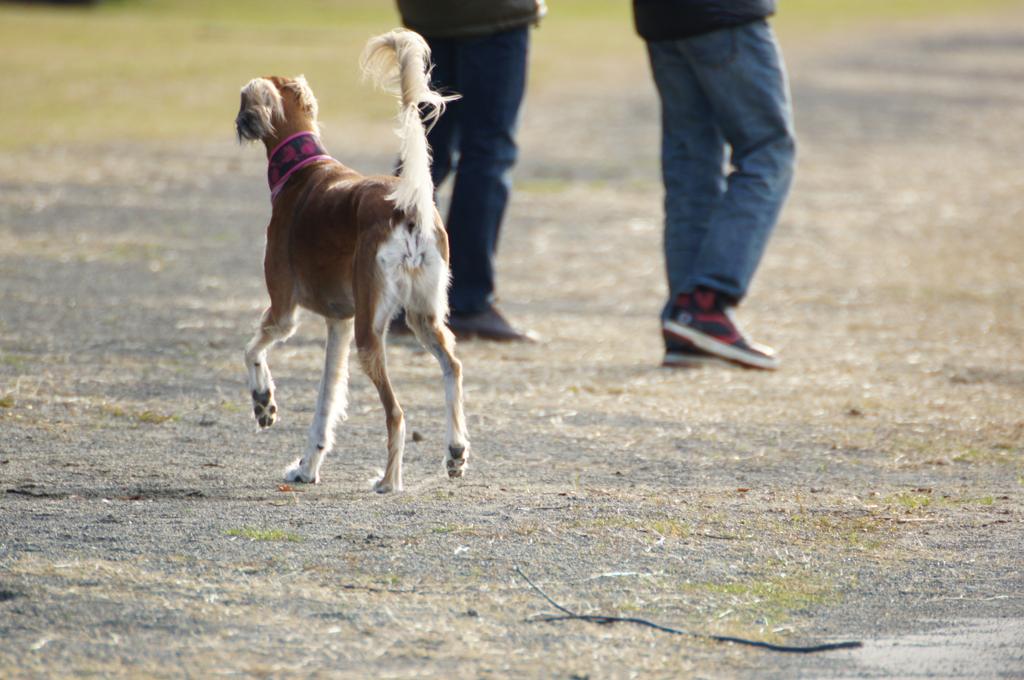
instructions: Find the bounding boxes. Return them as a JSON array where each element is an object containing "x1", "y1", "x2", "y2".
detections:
[{"x1": 2, "y1": 12, "x2": 1024, "y2": 680}]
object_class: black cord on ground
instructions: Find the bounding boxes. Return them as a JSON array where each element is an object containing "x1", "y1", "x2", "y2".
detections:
[{"x1": 514, "y1": 566, "x2": 863, "y2": 654}]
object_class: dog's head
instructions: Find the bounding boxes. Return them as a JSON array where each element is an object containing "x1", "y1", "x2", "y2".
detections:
[{"x1": 235, "y1": 75, "x2": 319, "y2": 146}]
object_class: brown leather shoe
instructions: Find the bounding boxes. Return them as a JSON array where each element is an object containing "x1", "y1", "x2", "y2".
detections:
[{"x1": 447, "y1": 306, "x2": 539, "y2": 342}]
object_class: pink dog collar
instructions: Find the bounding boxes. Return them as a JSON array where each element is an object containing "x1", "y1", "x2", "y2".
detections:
[{"x1": 268, "y1": 132, "x2": 335, "y2": 203}]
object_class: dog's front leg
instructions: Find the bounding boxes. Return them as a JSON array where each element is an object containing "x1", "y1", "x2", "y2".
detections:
[
  {"x1": 286, "y1": 317, "x2": 354, "y2": 484},
  {"x1": 244, "y1": 307, "x2": 297, "y2": 428}
]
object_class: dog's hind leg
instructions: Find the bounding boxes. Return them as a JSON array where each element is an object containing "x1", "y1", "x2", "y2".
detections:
[
  {"x1": 407, "y1": 311, "x2": 470, "y2": 479},
  {"x1": 356, "y1": 319, "x2": 405, "y2": 494},
  {"x1": 286, "y1": 317, "x2": 354, "y2": 484},
  {"x1": 244, "y1": 305, "x2": 298, "y2": 428}
]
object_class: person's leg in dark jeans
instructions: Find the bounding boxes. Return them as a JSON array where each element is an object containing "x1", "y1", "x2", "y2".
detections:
[
  {"x1": 650, "y1": 21, "x2": 796, "y2": 368},
  {"x1": 424, "y1": 26, "x2": 537, "y2": 342}
]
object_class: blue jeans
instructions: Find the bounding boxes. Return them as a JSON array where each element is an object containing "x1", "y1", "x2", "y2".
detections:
[
  {"x1": 424, "y1": 26, "x2": 529, "y2": 315},
  {"x1": 647, "y1": 20, "x2": 796, "y2": 318}
]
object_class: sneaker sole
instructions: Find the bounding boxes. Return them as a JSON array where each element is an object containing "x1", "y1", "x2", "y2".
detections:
[
  {"x1": 664, "y1": 320, "x2": 779, "y2": 370},
  {"x1": 662, "y1": 351, "x2": 732, "y2": 369}
]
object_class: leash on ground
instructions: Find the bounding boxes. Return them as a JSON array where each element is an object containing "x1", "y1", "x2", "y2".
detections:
[{"x1": 514, "y1": 566, "x2": 863, "y2": 654}]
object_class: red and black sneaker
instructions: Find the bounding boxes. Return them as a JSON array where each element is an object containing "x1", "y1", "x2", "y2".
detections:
[
  {"x1": 663, "y1": 289, "x2": 778, "y2": 370},
  {"x1": 663, "y1": 337, "x2": 725, "y2": 368}
]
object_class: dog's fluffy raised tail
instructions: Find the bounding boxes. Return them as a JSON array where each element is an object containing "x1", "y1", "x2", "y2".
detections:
[{"x1": 360, "y1": 30, "x2": 457, "y2": 228}]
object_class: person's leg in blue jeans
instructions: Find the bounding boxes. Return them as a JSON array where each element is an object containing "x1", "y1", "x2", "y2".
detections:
[
  {"x1": 423, "y1": 26, "x2": 536, "y2": 341},
  {"x1": 648, "y1": 20, "x2": 796, "y2": 368}
]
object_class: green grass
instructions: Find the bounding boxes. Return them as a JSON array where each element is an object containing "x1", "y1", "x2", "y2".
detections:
[
  {"x1": 429, "y1": 522, "x2": 473, "y2": 534},
  {"x1": 224, "y1": 526, "x2": 305, "y2": 542},
  {"x1": 95, "y1": 404, "x2": 179, "y2": 424},
  {"x1": 779, "y1": 0, "x2": 1022, "y2": 28},
  {"x1": 136, "y1": 410, "x2": 179, "y2": 423},
  {"x1": 0, "y1": 0, "x2": 399, "y2": 148},
  {"x1": 702, "y1": 576, "x2": 837, "y2": 617},
  {"x1": 890, "y1": 490, "x2": 933, "y2": 511},
  {"x1": 1, "y1": 0, "x2": 1022, "y2": 148},
  {"x1": 1, "y1": 354, "x2": 31, "y2": 371}
]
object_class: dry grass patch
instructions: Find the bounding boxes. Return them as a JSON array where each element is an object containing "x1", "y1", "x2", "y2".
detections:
[{"x1": 5, "y1": 0, "x2": 1024, "y2": 148}]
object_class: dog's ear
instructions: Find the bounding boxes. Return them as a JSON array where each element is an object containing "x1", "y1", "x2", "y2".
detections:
[
  {"x1": 236, "y1": 78, "x2": 284, "y2": 142},
  {"x1": 282, "y1": 75, "x2": 319, "y2": 126}
]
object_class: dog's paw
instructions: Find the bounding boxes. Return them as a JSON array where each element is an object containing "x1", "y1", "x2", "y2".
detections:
[
  {"x1": 252, "y1": 390, "x2": 278, "y2": 428},
  {"x1": 285, "y1": 459, "x2": 318, "y2": 484},
  {"x1": 371, "y1": 472, "x2": 401, "y2": 494},
  {"x1": 445, "y1": 443, "x2": 468, "y2": 479}
]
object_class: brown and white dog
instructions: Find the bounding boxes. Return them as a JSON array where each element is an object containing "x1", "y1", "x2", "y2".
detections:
[{"x1": 234, "y1": 30, "x2": 468, "y2": 493}]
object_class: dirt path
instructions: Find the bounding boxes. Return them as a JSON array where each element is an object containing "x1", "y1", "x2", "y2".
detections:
[{"x1": 2, "y1": 12, "x2": 1024, "y2": 679}]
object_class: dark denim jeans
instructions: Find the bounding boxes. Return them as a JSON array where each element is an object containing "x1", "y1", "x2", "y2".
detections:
[
  {"x1": 648, "y1": 20, "x2": 796, "y2": 316},
  {"x1": 424, "y1": 26, "x2": 530, "y2": 315}
]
